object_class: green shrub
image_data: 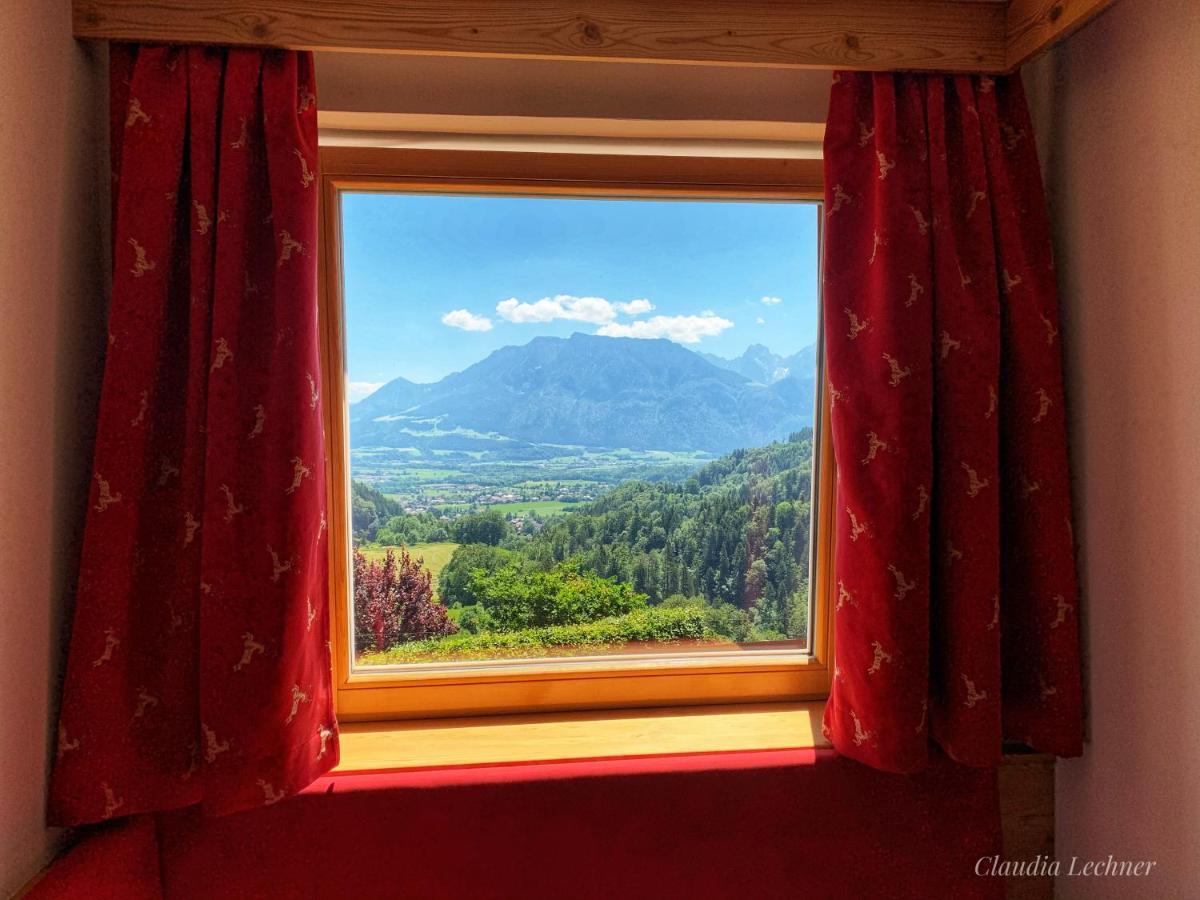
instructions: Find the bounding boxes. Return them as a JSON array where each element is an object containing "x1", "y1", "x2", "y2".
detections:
[
  {"x1": 439, "y1": 544, "x2": 519, "y2": 606},
  {"x1": 446, "y1": 602, "x2": 496, "y2": 635},
  {"x1": 358, "y1": 605, "x2": 724, "y2": 664},
  {"x1": 469, "y1": 561, "x2": 647, "y2": 630},
  {"x1": 661, "y1": 594, "x2": 754, "y2": 642}
]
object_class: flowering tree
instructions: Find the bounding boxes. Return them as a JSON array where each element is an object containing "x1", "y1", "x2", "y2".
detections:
[{"x1": 353, "y1": 548, "x2": 457, "y2": 654}]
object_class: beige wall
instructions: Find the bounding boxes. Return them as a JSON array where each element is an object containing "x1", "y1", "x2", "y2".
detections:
[
  {"x1": 315, "y1": 50, "x2": 832, "y2": 123},
  {"x1": 1030, "y1": 0, "x2": 1200, "y2": 894},
  {"x1": 0, "y1": 4, "x2": 107, "y2": 896}
]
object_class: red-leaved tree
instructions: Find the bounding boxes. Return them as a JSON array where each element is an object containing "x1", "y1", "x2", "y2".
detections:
[{"x1": 353, "y1": 548, "x2": 458, "y2": 654}]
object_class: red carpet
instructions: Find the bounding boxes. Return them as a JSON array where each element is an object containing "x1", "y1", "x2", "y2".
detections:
[{"x1": 156, "y1": 747, "x2": 1002, "y2": 899}]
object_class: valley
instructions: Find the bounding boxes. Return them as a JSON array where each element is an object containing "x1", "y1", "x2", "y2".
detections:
[
  {"x1": 350, "y1": 445, "x2": 714, "y2": 514},
  {"x1": 349, "y1": 335, "x2": 819, "y2": 664}
]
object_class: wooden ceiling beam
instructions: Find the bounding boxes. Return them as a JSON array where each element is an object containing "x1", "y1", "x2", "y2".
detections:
[
  {"x1": 1006, "y1": 0, "x2": 1117, "y2": 69},
  {"x1": 73, "y1": 0, "x2": 1008, "y2": 73},
  {"x1": 72, "y1": 0, "x2": 1118, "y2": 74}
]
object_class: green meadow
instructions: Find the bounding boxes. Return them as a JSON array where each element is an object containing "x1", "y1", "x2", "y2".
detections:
[
  {"x1": 358, "y1": 541, "x2": 459, "y2": 593},
  {"x1": 484, "y1": 499, "x2": 581, "y2": 516}
]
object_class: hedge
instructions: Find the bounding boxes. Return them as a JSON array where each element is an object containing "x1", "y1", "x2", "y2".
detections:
[{"x1": 356, "y1": 605, "x2": 728, "y2": 664}]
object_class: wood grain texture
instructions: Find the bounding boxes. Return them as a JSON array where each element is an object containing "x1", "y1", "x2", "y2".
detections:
[
  {"x1": 317, "y1": 111, "x2": 828, "y2": 144},
  {"x1": 335, "y1": 702, "x2": 830, "y2": 770},
  {"x1": 997, "y1": 753, "x2": 1056, "y2": 900},
  {"x1": 74, "y1": 0, "x2": 1007, "y2": 73},
  {"x1": 1006, "y1": 0, "x2": 1117, "y2": 68},
  {"x1": 335, "y1": 664, "x2": 827, "y2": 722},
  {"x1": 319, "y1": 146, "x2": 825, "y2": 195}
]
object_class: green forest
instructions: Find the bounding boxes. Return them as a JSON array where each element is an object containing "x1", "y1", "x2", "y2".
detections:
[{"x1": 352, "y1": 430, "x2": 814, "y2": 664}]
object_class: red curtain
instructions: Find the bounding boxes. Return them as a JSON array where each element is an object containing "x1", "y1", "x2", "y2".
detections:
[
  {"x1": 821, "y1": 72, "x2": 1082, "y2": 772},
  {"x1": 49, "y1": 45, "x2": 337, "y2": 826}
]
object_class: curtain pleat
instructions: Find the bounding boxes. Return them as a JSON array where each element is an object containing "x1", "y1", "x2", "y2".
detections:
[
  {"x1": 49, "y1": 44, "x2": 336, "y2": 826},
  {"x1": 821, "y1": 72, "x2": 1082, "y2": 772}
]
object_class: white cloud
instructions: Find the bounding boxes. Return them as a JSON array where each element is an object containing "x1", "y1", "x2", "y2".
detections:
[
  {"x1": 756, "y1": 317, "x2": 766, "y2": 325},
  {"x1": 348, "y1": 381, "x2": 384, "y2": 403},
  {"x1": 760, "y1": 295, "x2": 783, "y2": 306},
  {"x1": 615, "y1": 298, "x2": 655, "y2": 316},
  {"x1": 496, "y1": 295, "x2": 655, "y2": 325},
  {"x1": 597, "y1": 313, "x2": 734, "y2": 344},
  {"x1": 496, "y1": 294, "x2": 619, "y2": 325},
  {"x1": 441, "y1": 309, "x2": 493, "y2": 332}
]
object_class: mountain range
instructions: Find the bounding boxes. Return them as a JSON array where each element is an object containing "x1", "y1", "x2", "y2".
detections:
[
  {"x1": 351, "y1": 333, "x2": 816, "y2": 454},
  {"x1": 700, "y1": 343, "x2": 816, "y2": 386}
]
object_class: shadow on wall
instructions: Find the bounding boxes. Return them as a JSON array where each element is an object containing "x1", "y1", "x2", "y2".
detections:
[
  {"x1": 0, "y1": 12, "x2": 109, "y2": 895},
  {"x1": 1027, "y1": 0, "x2": 1200, "y2": 896}
]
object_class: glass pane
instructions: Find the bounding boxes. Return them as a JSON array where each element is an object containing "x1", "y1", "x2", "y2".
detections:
[{"x1": 341, "y1": 192, "x2": 820, "y2": 668}]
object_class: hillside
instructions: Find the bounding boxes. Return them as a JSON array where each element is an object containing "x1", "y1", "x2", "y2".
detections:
[
  {"x1": 351, "y1": 333, "x2": 815, "y2": 454},
  {"x1": 512, "y1": 431, "x2": 815, "y2": 638}
]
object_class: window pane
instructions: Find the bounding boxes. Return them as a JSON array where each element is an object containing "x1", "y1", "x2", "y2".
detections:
[{"x1": 341, "y1": 193, "x2": 820, "y2": 668}]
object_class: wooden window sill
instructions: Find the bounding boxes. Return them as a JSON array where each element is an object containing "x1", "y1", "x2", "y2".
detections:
[{"x1": 334, "y1": 701, "x2": 829, "y2": 773}]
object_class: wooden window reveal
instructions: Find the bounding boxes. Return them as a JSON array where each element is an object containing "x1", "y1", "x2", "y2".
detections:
[{"x1": 317, "y1": 147, "x2": 834, "y2": 721}]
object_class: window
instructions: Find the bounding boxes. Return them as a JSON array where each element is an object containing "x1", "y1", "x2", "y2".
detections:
[{"x1": 318, "y1": 148, "x2": 833, "y2": 720}]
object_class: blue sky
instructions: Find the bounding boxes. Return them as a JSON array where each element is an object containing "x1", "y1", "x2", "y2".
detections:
[{"x1": 341, "y1": 192, "x2": 819, "y2": 397}]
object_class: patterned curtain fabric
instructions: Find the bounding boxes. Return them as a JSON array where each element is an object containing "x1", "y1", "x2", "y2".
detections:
[
  {"x1": 49, "y1": 44, "x2": 336, "y2": 826},
  {"x1": 821, "y1": 72, "x2": 1082, "y2": 772}
]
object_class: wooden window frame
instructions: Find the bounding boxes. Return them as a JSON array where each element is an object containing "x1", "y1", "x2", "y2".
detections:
[{"x1": 317, "y1": 146, "x2": 834, "y2": 722}]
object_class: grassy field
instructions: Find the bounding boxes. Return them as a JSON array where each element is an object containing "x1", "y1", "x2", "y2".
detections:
[
  {"x1": 485, "y1": 499, "x2": 581, "y2": 516},
  {"x1": 357, "y1": 541, "x2": 459, "y2": 593}
]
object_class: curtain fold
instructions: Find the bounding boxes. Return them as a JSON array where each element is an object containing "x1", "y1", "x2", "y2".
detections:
[
  {"x1": 821, "y1": 71, "x2": 1082, "y2": 772},
  {"x1": 49, "y1": 44, "x2": 336, "y2": 826}
]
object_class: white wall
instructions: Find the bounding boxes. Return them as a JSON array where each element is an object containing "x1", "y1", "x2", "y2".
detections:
[
  {"x1": 1030, "y1": 0, "x2": 1200, "y2": 894},
  {"x1": 0, "y1": 4, "x2": 107, "y2": 895}
]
